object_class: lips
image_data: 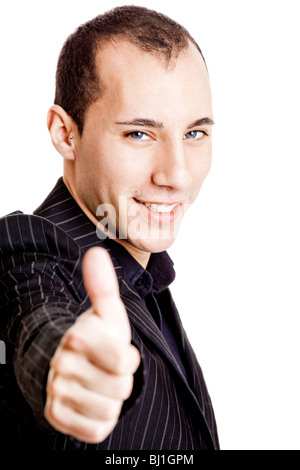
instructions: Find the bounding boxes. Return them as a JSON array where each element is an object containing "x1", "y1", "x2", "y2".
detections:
[
  {"x1": 142, "y1": 202, "x2": 179, "y2": 213},
  {"x1": 133, "y1": 198, "x2": 182, "y2": 225}
]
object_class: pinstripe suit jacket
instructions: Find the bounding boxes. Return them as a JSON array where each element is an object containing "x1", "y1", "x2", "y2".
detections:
[{"x1": 0, "y1": 178, "x2": 219, "y2": 450}]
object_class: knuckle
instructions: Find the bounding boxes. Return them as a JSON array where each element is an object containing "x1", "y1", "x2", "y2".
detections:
[
  {"x1": 130, "y1": 345, "x2": 141, "y2": 371},
  {"x1": 44, "y1": 396, "x2": 60, "y2": 424},
  {"x1": 111, "y1": 346, "x2": 139, "y2": 375},
  {"x1": 89, "y1": 421, "x2": 117, "y2": 444},
  {"x1": 50, "y1": 353, "x2": 68, "y2": 374},
  {"x1": 103, "y1": 399, "x2": 122, "y2": 421},
  {"x1": 115, "y1": 375, "x2": 133, "y2": 400},
  {"x1": 63, "y1": 329, "x2": 84, "y2": 350},
  {"x1": 46, "y1": 373, "x2": 63, "y2": 398},
  {"x1": 110, "y1": 348, "x2": 128, "y2": 374}
]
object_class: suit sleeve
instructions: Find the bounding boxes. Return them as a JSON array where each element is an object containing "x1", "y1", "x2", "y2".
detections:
[{"x1": 0, "y1": 213, "x2": 89, "y2": 431}]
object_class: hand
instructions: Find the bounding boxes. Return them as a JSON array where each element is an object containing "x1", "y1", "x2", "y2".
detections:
[{"x1": 44, "y1": 247, "x2": 140, "y2": 443}]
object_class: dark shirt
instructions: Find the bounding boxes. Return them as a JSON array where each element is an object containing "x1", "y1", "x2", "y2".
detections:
[{"x1": 107, "y1": 240, "x2": 188, "y2": 380}]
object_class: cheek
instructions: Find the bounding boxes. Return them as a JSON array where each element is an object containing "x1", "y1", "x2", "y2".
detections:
[
  {"x1": 110, "y1": 154, "x2": 149, "y2": 189},
  {"x1": 192, "y1": 151, "x2": 212, "y2": 188}
]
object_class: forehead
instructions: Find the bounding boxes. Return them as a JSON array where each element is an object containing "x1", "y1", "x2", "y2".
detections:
[
  {"x1": 96, "y1": 39, "x2": 209, "y2": 88},
  {"x1": 93, "y1": 40, "x2": 212, "y2": 120}
]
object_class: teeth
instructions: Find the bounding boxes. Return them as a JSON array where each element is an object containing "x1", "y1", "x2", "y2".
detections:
[{"x1": 143, "y1": 202, "x2": 177, "y2": 213}]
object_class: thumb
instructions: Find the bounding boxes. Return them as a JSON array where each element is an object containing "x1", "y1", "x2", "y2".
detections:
[{"x1": 82, "y1": 247, "x2": 127, "y2": 323}]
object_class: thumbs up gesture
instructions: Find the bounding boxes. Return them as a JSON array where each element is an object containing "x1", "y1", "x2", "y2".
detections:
[{"x1": 44, "y1": 247, "x2": 141, "y2": 443}]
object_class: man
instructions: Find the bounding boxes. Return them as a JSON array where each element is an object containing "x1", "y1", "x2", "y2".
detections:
[{"x1": 0, "y1": 6, "x2": 219, "y2": 450}]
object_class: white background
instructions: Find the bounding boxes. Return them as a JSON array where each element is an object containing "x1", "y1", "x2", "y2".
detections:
[{"x1": 0, "y1": 0, "x2": 299, "y2": 450}]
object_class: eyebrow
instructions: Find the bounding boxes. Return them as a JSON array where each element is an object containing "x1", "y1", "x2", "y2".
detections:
[
  {"x1": 115, "y1": 118, "x2": 164, "y2": 128},
  {"x1": 187, "y1": 117, "x2": 215, "y2": 128},
  {"x1": 115, "y1": 116, "x2": 214, "y2": 129}
]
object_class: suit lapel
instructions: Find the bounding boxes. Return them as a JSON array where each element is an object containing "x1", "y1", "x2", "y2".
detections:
[
  {"x1": 120, "y1": 277, "x2": 218, "y2": 448},
  {"x1": 120, "y1": 277, "x2": 205, "y2": 406}
]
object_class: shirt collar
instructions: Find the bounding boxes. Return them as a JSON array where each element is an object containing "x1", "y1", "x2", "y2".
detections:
[{"x1": 107, "y1": 238, "x2": 176, "y2": 298}]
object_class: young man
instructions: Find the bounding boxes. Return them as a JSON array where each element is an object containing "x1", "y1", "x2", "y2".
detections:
[{"x1": 0, "y1": 6, "x2": 219, "y2": 450}]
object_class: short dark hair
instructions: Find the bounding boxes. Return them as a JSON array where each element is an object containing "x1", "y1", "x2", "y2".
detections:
[{"x1": 54, "y1": 5, "x2": 205, "y2": 135}]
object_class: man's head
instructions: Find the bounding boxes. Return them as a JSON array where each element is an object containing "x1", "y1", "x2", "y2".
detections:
[
  {"x1": 48, "y1": 6, "x2": 213, "y2": 267},
  {"x1": 54, "y1": 5, "x2": 206, "y2": 136}
]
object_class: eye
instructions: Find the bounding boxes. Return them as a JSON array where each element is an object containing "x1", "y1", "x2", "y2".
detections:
[
  {"x1": 184, "y1": 130, "x2": 206, "y2": 140},
  {"x1": 127, "y1": 131, "x2": 151, "y2": 141}
]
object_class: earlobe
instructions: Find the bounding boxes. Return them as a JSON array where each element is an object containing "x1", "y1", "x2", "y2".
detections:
[{"x1": 47, "y1": 105, "x2": 77, "y2": 160}]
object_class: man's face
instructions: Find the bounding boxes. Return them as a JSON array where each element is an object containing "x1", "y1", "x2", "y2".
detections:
[{"x1": 72, "y1": 40, "x2": 213, "y2": 264}]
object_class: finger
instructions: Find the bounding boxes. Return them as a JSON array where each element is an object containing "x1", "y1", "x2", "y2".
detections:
[
  {"x1": 57, "y1": 311, "x2": 140, "y2": 374},
  {"x1": 82, "y1": 247, "x2": 119, "y2": 309},
  {"x1": 48, "y1": 375, "x2": 123, "y2": 421},
  {"x1": 44, "y1": 396, "x2": 118, "y2": 444},
  {"x1": 82, "y1": 247, "x2": 130, "y2": 335},
  {"x1": 50, "y1": 348, "x2": 138, "y2": 399}
]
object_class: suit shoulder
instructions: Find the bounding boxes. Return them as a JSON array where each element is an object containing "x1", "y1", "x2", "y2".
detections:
[{"x1": 0, "y1": 211, "x2": 81, "y2": 261}]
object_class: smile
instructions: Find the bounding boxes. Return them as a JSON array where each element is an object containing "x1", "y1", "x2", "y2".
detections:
[
  {"x1": 133, "y1": 198, "x2": 183, "y2": 224},
  {"x1": 142, "y1": 202, "x2": 179, "y2": 213}
]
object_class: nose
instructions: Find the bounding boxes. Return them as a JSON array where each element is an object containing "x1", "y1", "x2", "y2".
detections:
[{"x1": 151, "y1": 140, "x2": 193, "y2": 190}]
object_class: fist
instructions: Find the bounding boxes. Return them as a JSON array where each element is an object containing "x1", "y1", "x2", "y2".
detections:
[{"x1": 44, "y1": 247, "x2": 141, "y2": 443}]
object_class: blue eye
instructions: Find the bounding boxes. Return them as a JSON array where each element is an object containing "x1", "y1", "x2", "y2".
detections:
[
  {"x1": 185, "y1": 130, "x2": 204, "y2": 139},
  {"x1": 129, "y1": 131, "x2": 148, "y2": 140}
]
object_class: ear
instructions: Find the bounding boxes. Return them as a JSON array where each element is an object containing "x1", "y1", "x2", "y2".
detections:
[{"x1": 47, "y1": 105, "x2": 78, "y2": 160}]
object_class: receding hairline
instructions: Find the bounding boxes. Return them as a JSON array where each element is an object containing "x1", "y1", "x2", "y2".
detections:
[
  {"x1": 91, "y1": 36, "x2": 207, "y2": 102},
  {"x1": 95, "y1": 35, "x2": 206, "y2": 68}
]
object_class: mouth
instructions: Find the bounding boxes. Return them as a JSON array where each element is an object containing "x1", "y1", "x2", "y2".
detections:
[
  {"x1": 133, "y1": 198, "x2": 182, "y2": 224},
  {"x1": 141, "y1": 201, "x2": 179, "y2": 213}
]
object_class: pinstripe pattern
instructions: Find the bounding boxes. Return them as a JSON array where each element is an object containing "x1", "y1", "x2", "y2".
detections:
[{"x1": 0, "y1": 178, "x2": 219, "y2": 450}]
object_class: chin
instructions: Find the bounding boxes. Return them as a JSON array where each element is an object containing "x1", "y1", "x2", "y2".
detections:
[
  {"x1": 130, "y1": 220, "x2": 182, "y2": 253},
  {"x1": 131, "y1": 236, "x2": 177, "y2": 254}
]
